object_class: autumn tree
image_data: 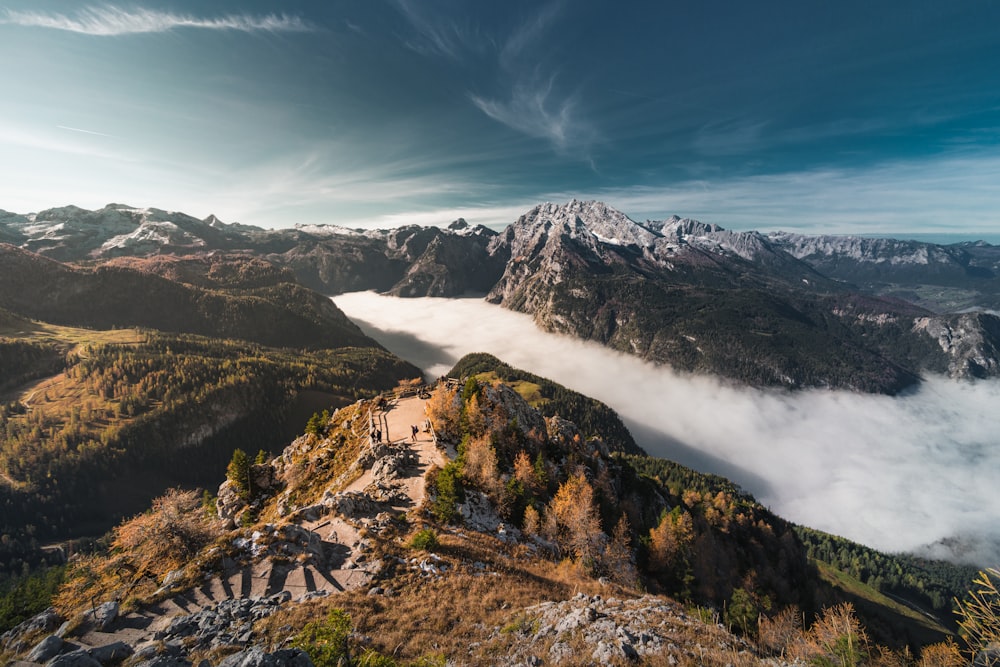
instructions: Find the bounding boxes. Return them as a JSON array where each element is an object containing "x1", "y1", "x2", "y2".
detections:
[
  {"x1": 55, "y1": 488, "x2": 222, "y2": 614},
  {"x1": 602, "y1": 515, "x2": 638, "y2": 588},
  {"x1": 791, "y1": 603, "x2": 869, "y2": 667},
  {"x1": 463, "y1": 435, "x2": 501, "y2": 496},
  {"x1": 956, "y1": 568, "x2": 1000, "y2": 662},
  {"x1": 648, "y1": 506, "x2": 695, "y2": 595},
  {"x1": 513, "y1": 449, "x2": 539, "y2": 494},
  {"x1": 543, "y1": 472, "x2": 604, "y2": 566},
  {"x1": 426, "y1": 383, "x2": 461, "y2": 442}
]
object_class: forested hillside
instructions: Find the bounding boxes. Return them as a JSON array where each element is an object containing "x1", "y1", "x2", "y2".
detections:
[
  {"x1": 0, "y1": 249, "x2": 422, "y2": 592},
  {"x1": 448, "y1": 352, "x2": 643, "y2": 455},
  {"x1": 440, "y1": 358, "x2": 973, "y2": 649}
]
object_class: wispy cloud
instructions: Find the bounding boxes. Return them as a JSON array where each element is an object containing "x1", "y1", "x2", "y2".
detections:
[
  {"x1": 0, "y1": 6, "x2": 314, "y2": 36},
  {"x1": 57, "y1": 124, "x2": 117, "y2": 138},
  {"x1": 499, "y1": 1, "x2": 562, "y2": 69},
  {"x1": 471, "y1": 2, "x2": 596, "y2": 156},
  {"x1": 391, "y1": 0, "x2": 485, "y2": 60},
  {"x1": 470, "y1": 74, "x2": 588, "y2": 151}
]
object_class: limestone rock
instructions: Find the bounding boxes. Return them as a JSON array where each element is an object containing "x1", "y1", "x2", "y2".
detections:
[
  {"x1": 217, "y1": 646, "x2": 314, "y2": 666},
  {"x1": 89, "y1": 640, "x2": 134, "y2": 664},
  {"x1": 250, "y1": 463, "x2": 276, "y2": 492},
  {"x1": 216, "y1": 479, "x2": 245, "y2": 527},
  {"x1": 87, "y1": 601, "x2": 119, "y2": 632},
  {"x1": 26, "y1": 634, "x2": 64, "y2": 663},
  {"x1": 1, "y1": 606, "x2": 62, "y2": 653},
  {"x1": 47, "y1": 650, "x2": 102, "y2": 666}
]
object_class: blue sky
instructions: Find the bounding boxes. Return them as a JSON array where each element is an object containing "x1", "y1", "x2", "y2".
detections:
[{"x1": 2, "y1": 1, "x2": 1000, "y2": 237}]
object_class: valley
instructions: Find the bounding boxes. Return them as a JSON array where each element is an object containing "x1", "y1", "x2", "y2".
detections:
[
  {"x1": 0, "y1": 201, "x2": 997, "y2": 665},
  {"x1": 333, "y1": 291, "x2": 1000, "y2": 568}
]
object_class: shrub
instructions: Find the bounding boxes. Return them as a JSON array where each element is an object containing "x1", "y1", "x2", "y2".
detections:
[
  {"x1": 431, "y1": 463, "x2": 463, "y2": 524},
  {"x1": 356, "y1": 648, "x2": 397, "y2": 666},
  {"x1": 291, "y1": 608, "x2": 352, "y2": 667},
  {"x1": 408, "y1": 529, "x2": 439, "y2": 552},
  {"x1": 791, "y1": 602, "x2": 869, "y2": 667}
]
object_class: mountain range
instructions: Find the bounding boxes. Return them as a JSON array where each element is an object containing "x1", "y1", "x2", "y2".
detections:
[
  {"x1": 3, "y1": 200, "x2": 999, "y2": 393},
  {"x1": 0, "y1": 201, "x2": 995, "y2": 665}
]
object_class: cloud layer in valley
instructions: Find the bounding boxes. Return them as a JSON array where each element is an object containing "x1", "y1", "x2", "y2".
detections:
[{"x1": 334, "y1": 291, "x2": 1000, "y2": 566}]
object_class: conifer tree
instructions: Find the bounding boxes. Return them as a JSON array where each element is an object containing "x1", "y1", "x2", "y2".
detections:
[{"x1": 226, "y1": 447, "x2": 251, "y2": 499}]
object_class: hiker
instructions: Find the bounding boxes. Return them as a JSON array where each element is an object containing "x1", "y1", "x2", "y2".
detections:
[
  {"x1": 376, "y1": 429, "x2": 382, "y2": 443},
  {"x1": 410, "y1": 424, "x2": 418, "y2": 442}
]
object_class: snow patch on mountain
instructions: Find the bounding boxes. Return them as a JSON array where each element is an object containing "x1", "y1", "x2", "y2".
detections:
[
  {"x1": 101, "y1": 220, "x2": 204, "y2": 253},
  {"x1": 769, "y1": 232, "x2": 939, "y2": 266}
]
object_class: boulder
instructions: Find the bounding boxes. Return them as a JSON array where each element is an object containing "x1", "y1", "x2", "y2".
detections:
[
  {"x1": 323, "y1": 490, "x2": 383, "y2": 518},
  {"x1": 216, "y1": 479, "x2": 245, "y2": 528},
  {"x1": 47, "y1": 650, "x2": 102, "y2": 667},
  {"x1": 89, "y1": 641, "x2": 134, "y2": 664},
  {"x1": 26, "y1": 634, "x2": 64, "y2": 663},
  {"x1": 87, "y1": 601, "x2": 119, "y2": 632},
  {"x1": 1, "y1": 606, "x2": 61, "y2": 652},
  {"x1": 218, "y1": 646, "x2": 314, "y2": 666},
  {"x1": 132, "y1": 658, "x2": 193, "y2": 667}
]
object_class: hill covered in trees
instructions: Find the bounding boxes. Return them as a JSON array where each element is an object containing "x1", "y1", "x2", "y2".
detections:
[
  {"x1": 0, "y1": 249, "x2": 421, "y2": 594},
  {"x1": 447, "y1": 352, "x2": 644, "y2": 455}
]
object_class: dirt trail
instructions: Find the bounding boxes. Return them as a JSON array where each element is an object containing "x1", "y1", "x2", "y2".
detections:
[
  {"x1": 351, "y1": 393, "x2": 444, "y2": 506},
  {"x1": 82, "y1": 393, "x2": 446, "y2": 652}
]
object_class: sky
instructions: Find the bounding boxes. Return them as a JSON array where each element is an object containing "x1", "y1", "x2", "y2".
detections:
[
  {"x1": 2, "y1": 2, "x2": 1000, "y2": 238},
  {"x1": 334, "y1": 292, "x2": 1000, "y2": 567}
]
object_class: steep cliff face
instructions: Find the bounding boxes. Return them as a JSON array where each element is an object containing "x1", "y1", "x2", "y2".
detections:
[
  {"x1": 914, "y1": 312, "x2": 1000, "y2": 378},
  {"x1": 387, "y1": 221, "x2": 506, "y2": 297},
  {"x1": 482, "y1": 202, "x2": 924, "y2": 392}
]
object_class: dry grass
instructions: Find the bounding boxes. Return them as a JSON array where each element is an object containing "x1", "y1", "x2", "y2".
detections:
[
  {"x1": 262, "y1": 400, "x2": 371, "y2": 522},
  {"x1": 54, "y1": 489, "x2": 225, "y2": 617},
  {"x1": 256, "y1": 528, "x2": 612, "y2": 664},
  {"x1": 251, "y1": 526, "x2": 795, "y2": 666}
]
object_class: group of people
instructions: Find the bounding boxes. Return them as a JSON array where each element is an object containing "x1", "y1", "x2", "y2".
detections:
[{"x1": 369, "y1": 421, "x2": 422, "y2": 444}]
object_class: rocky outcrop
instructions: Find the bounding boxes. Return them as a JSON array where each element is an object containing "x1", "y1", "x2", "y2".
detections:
[
  {"x1": 154, "y1": 593, "x2": 291, "y2": 652},
  {"x1": 496, "y1": 593, "x2": 767, "y2": 666},
  {"x1": 914, "y1": 312, "x2": 1000, "y2": 378},
  {"x1": 217, "y1": 646, "x2": 314, "y2": 666},
  {"x1": 1, "y1": 606, "x2": 61, "y2": 654}
]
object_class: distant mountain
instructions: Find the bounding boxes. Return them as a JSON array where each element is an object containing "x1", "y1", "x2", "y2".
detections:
[
  {"x1": 3, "y1": 201, "x2": 1000, "y2": 392},
  {"x1": 482, "y1": 201, "x2": 1000, "y2": 393},
  {"x1": 0, "y1": 203, "x2": 504, "y2": 297},
  {"x1": 261, "y1": 220, "x2": 505, "y2": 297},
  {"x1": 0, "y1": 244, "x2": 373, "y2": 350},
  {"x1": 768, "y1": 232, "x2": 1000, "y2": 311},
  {"x1": 1, "y1": 203, "x2": 258, "y2": 260}
]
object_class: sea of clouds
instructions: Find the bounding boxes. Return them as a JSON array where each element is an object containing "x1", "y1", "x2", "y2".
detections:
[{"x1": 334, "y1": 291, "x2": 1000, "y2": 567}]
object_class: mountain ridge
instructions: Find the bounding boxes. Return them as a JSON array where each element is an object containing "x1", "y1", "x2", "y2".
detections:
[{"x1": 3, "y1": 201, "x2": 1000, "y2": 392}]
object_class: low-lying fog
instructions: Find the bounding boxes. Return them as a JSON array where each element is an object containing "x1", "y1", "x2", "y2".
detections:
[{"x1": 334, "y1": 291, "x2": 1000, "y2": 567}]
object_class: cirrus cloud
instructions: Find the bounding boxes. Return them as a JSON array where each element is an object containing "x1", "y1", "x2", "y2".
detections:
[{"x1": 0, "y1": 6, "x2": 314, "y2": 36}]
